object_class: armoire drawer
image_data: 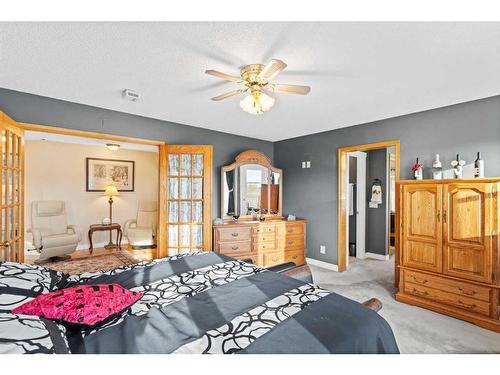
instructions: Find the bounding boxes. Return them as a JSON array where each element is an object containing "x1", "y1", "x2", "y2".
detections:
[
  {"x1": 404, "y1": 281, "x2": 491, "y2": 316},
  {"x1": 217, "y1": 227, "x2": 252, "y2": 242},
  {"x1": 284, "y1": 249, "x2": 305, "y2": 265},
  {"x1": 218, "y1": 241, "x2": 253, "y2": 255},
  {"x1": 404, "y1": 269, "x2": 491, "y2": 302},
  {"x1": 263, "y1": 252, "x2": 285, "y2": 267}
]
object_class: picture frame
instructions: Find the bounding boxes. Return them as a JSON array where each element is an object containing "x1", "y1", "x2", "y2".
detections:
[{"x1": 86, "y1": 157, "x2": 135, "y2": 192}]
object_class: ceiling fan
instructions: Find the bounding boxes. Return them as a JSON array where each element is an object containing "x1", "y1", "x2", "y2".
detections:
[{"x1": 205, "y1": 59, "x2": 311, "y2": 115}]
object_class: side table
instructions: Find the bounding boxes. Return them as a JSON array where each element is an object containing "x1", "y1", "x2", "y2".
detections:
[{"x1": 88, "y1": 223, "x2": 122, "y2": 254}]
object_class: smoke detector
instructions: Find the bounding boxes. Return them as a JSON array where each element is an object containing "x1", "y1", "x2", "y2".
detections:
[{"x1": 122, "y1": 89, "x2": 140, "y2": 102}]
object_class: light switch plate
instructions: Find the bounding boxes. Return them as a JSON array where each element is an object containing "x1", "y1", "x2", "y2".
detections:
[
  {"x1": 302, "y1": 161, "x2": 306, "y2": 168},
  {"x1": 306, "y1": 161, "x2": 311, "y2": 168},
  {"x1": 319, "y1": 245, "x2": 326, "y2": 254}
]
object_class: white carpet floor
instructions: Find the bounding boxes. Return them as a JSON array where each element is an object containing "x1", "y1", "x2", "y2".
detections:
[{"x1": 309, "y1": 256, "x2": 500, "y2": 353}]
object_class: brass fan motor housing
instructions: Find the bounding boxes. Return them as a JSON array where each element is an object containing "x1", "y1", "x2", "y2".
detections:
[{"x1": 240, "y1": 64, "x2": 266, "y2": 85}]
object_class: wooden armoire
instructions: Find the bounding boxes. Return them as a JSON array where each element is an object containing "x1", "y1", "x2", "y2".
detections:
[{"x1": 396, "y1": 178, "x2": 500, "y2": 332}]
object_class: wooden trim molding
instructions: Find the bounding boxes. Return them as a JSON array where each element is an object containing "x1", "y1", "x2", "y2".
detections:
[
  {"x1": 18, "y1": 121, "x2": 165, "y2": 146},
  {"x1": 337, "y1": 140, "x2": 400, "y2": 273}
]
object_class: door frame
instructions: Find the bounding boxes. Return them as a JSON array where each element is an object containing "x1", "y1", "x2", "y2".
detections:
[
  {"x1": 337, "y1": 140, "x2": 400, "y2": 272},
  {"x1": 346, "y1": 151, "x2": 367, "y2": 261},
  {"x1": 11, "y1": 116, "x2": 166, "y2": 259}
]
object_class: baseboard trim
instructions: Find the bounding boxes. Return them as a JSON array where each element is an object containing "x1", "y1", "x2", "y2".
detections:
[
  {"x1": 25, "y1": 240, "x2": 130, "y2": 253},
  {"x1": 365, "y1": 252, "x2": 390, "y2": 261},
  {"x1": 306, "y1": 257, "x2": 339, "y2": 272}
]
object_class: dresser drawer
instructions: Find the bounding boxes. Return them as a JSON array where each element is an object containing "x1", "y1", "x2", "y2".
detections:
[
  {"x1": 254, "y1": 241, "x2": 276, "y2": 252},
  {"x1": 404, "y1": 269, "x2": 491, "y2": 302},
  {"x1": 278, "y1": 222, "x2": 305, "y2": 236},
  {"x1": 253, "y1": 225, "x2": 275, "y2": 235},
  {"x1": 256, "y1": 233, "x2": 276, "y2": 243},
  {"x1": 404, "y1": 281, "x2": 491, "y2": 316},
  {"x1": 283, "y1": 235, "x2": 304, "y2": 250},
  {"x1": 217, "y1": 227, "x2": 252, "y2": 242},
  {"x1": 218, "y1": 241, "x2": 252, "y2": 255},
  {"x1": 263, "y1": 252, "x2": 285, "y2": 267},
  {"x1": 284, "y1": 249, "x2": 305, "y2": 265}
]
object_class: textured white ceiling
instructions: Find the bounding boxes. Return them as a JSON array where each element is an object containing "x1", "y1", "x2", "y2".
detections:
[{"x1": 1, "y1": 22, "x2": 500, "y2": 141}]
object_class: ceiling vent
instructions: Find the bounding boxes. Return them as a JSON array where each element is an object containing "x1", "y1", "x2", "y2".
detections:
[{"x1": 122, "y1": 89, "x2": 140, "y2": 102}]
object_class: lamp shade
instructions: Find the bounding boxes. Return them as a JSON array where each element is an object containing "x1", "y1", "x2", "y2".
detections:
[{"x1": 104, "y1": 185, "x2": 120, "y2": 196}]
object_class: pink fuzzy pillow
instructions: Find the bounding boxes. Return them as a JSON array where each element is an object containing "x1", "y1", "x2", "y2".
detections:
[{"x1": 12, "y1": 284, "x2": 142, "y2": 327}]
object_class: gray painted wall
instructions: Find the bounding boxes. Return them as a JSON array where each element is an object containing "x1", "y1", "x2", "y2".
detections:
[
  {"x1": 274, "y1": 95, "x2": 500, "y2": 264},
  {"x1": 365, "y1": 149, "x2": 387, "y2": 256},
  {"x1": 0, "y1": 88, "x2": 274, "y2": 219}
]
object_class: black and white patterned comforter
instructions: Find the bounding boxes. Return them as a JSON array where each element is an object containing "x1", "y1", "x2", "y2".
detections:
[{"x1": 0, "y1": 252, "x2": 399, "y2": 354}]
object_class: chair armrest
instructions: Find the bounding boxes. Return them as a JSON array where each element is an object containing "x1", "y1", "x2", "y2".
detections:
[
  {"x1": 123, "y1": 219, "x2": 137, "y2": 235},
  {"x1": 27, "y1": 228, "x2": 43, "y2": 249},
  {"x1": 67, "y1": 225, "x2": 82, "y2": 242}
]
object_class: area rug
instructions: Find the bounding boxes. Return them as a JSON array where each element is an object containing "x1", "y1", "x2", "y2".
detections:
[{"x1": 42, "y1": 251, "x2": 140, "y2": 275}]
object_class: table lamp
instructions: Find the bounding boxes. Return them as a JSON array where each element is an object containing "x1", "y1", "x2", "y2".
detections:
[{"x1": 104, "y1": 185, "x2": 119, "y2": 248}]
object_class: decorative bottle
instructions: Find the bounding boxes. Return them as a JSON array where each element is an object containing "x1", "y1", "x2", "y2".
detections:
[
  {"x1": 412, "y1": 158, "x2": 423, "y2": 180},
  {"x1": 451, "y1": 154, "x2": 464, "y2": 179},
  {"x1": 474, "y1": 152, "x2": 484, "y2": 178},
  {"x1": 432, "y1": 154, "x2": 442, "y2": 180}
]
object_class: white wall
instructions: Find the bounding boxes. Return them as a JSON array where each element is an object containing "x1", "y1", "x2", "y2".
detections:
[{"x1": 25, "y1": 140, "x2": 158, "y2": 250}]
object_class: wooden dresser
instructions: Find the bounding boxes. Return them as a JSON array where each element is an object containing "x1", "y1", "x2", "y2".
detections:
[
  {"x1": 396, "y1": 179, "x2": 500, "y2": 332},
  {"x1": 213, "y1": 219, "x2": 307, "y2": 268}
]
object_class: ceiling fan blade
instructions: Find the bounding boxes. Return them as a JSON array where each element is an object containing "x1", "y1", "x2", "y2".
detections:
[
  {"x1": 259, "y1": 59, "x2": 287, "y2": 81},
  {"x1": 269, "y1": 84, "x2": 311, "y2": 95},
  {"x1": 211, "y1": 89, "x2": 246, "y2": 101},
  {"x1": 205, "y1": 69, "x2": 242, "y2": 82}
]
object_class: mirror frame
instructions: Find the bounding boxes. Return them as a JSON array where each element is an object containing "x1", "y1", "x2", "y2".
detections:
[{"x1": 221, "y1": 150, "x2": 283, "y2": 220}]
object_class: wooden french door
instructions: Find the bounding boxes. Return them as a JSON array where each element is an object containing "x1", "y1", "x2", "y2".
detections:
[
  {"x1": 158, "y1": 145, "x2": 212, "y2": 258},
  {"x1": 0, "y1": 112, "x2": 24, "y2": 263}
]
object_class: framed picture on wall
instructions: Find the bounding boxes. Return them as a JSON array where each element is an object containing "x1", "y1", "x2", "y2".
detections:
[{"x1": 86, "y1": 158, "x2": 135, "y2": 192}]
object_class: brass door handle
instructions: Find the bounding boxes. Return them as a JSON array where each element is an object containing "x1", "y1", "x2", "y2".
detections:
[
  {"x1": 437, "y1": 210, "x2": 441, "y2": 222},
  {"x1": 292, "y1": 255, "x2": 298, "y2": 259},
  {"x1": 231, "y1": 246, "x2": 239, "y2": 250},
  {"x1": 0, "y1": 242, "x2": 10, "y2": 248},
  {"x1": 287, "y1": 240, "x2": 294, "y2": 245},
  {"x1": 231, "y1": 233, "x2": 239, "y2": 237},
  {"x1": 443, "y1": 210, "x2": 447, "y2": 223},
  {"x1": 412, "y1": 288, "x2": 429, "y2": 297}
]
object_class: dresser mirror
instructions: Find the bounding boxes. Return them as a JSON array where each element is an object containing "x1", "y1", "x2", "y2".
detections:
[{"x1": 221, "y1": 150, "x2": 283, "y2": 220}]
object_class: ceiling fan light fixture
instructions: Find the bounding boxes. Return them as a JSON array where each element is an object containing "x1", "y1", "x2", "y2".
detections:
[{"x1": 239, "y1": 90, "x2": 275, "y2": 115}]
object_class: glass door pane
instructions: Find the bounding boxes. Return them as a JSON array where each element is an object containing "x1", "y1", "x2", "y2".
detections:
[
  {"x1": 162, "y1": 147, "x2": 212, "y2": 257},
  {"x1": 0, "y1": 119, "x2": 24, "y2": 262}
]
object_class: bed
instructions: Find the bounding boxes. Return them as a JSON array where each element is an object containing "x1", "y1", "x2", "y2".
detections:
[{"x1": 0, "y1": 252, "x2": 399, "y2": 354}]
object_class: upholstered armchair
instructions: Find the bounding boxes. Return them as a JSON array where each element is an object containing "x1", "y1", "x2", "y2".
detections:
[
  {"x1": 124, "y1": 201, "x2": 158, "y2": 248},
  {"x1": 28, "y1": 201, "x2": 81, "y2": 262}
]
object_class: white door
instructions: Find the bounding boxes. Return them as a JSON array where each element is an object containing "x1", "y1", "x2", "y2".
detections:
[{"x1": 346, "y1": 151, "x2": 366, "y2": 261}]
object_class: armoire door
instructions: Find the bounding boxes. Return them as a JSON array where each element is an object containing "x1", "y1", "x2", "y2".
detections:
[
  {"x1": 158, "y1": 145, "x2": 213, "y2": 258},
  {"x1": 0, "y1": 112, "x2": 24, "y2": 263},
  {"x1": 401, "y1": 183, "x2": 442, "y2": 273},
  {"x1": 443, "y1": 182, "x2": 493, "y2": 283}
]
